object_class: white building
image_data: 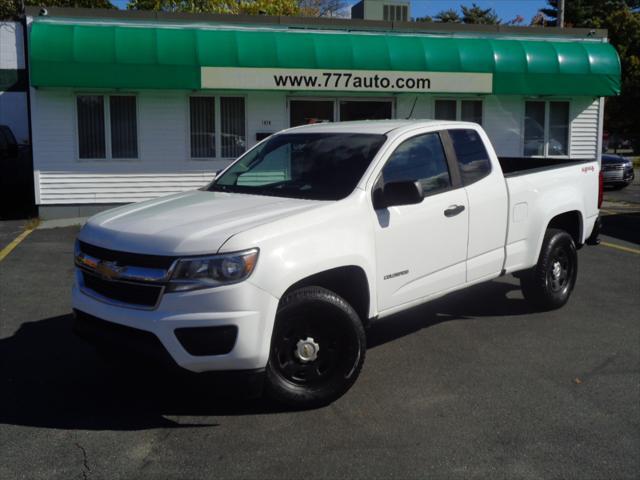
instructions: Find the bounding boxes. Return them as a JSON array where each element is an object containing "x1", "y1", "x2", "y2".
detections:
[
  {"x1": 351, "y1": 0, "x2": 411, "y2": 22},
  {"x1": 24, "y1": 8, "x2": 620, "y2": 219}
]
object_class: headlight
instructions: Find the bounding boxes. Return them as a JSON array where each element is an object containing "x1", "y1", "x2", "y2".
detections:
[{"x1": 167, "y1": 248, "x2": 259, "y2": 292}]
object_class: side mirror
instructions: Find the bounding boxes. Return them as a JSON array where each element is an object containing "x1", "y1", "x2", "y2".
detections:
[{"x1": 374, "y1": 180, "x2": 423, "y2": 209}]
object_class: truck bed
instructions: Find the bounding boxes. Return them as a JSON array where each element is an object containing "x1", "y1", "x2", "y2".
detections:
[{"x1": 498, "y1": 157, "x2": 595, "y2": 177}]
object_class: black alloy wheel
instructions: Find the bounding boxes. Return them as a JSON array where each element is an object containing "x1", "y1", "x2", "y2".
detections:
[
  {"x1": 521, "y1": 228, "x2": 578, "y2": 311},
  {"x1": 265, "y1": 286, "x2": 366, "y2": 408}
]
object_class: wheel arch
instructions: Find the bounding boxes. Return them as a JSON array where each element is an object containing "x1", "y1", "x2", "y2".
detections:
[
  {"x1": 530, "y1": 209, "x2": 584, "y2": 269},
  {"x1": 546, "y1": 210, "x2": 583, "y2": 247},
  {"x1": 281, "y1": 266, "x2": 372, "y2": 325}
]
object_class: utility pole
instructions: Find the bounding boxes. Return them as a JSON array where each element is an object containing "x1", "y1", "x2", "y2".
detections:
[{"x1": 558, "y1": 0, "x2": 565, "y2": 28}]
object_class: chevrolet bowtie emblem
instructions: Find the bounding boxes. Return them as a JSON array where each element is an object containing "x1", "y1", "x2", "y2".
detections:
[{"x1": 95, "y1": 260, "x2": 123, "y2": 281}]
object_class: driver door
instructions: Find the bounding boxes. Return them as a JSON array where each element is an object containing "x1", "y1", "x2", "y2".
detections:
[{"x1": 373, "y1": 131, "x2": 469, "y2": 312}]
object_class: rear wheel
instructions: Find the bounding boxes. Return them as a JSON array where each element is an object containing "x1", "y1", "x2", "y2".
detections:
[
  {"x1": 520, "y1": 228, "x2": 578, "y2": 310},
  {"x1": 265, "y1": 286, "x2": 366, "y2": 409}
]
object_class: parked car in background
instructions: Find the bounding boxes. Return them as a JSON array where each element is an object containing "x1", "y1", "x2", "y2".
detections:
[
  {"x1": 601, "y1": 154, "x2": 635, "y2": 189},
  {"x1": 0, "y1": 125, "x2": 19, "y2": 161}
]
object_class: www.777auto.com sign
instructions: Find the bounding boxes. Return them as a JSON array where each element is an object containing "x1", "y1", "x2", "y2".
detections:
[{"x1": 201, "y1": 67, "x2": 493, "y2": 93}]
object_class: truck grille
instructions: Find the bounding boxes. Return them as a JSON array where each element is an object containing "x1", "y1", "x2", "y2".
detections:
[
  {"x1": 78, "y1": 241, "x2": 175, "y2": 269},
  {"x1": 82, "y1": 271, "x2": 163, "y2": 308},
  {"x1": 77, "y1": 241, "x2": 175, "y2": 309}
]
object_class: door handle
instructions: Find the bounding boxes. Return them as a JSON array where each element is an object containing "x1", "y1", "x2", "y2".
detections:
[{"x1": 444, "y1": 204, "x2": 465, "y2": 217}]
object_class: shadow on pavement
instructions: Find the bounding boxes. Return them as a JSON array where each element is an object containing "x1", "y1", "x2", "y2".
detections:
[
  {"x1": 367, "y1": 280, "x2": 530, "y2": 348},
  {"x1": 601, "y1": 212, "x2": 640, "y2": 245},
  {"x1": 0, "y1": 280, "x2": 529, "y2": 431},
  {"x1": 0, "y1": 314, "x2": 286, "y2": 431}
]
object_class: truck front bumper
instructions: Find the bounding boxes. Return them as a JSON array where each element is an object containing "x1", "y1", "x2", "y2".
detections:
[{"x1": 72, "y1": 270, "x2": 280, "y2": 373}]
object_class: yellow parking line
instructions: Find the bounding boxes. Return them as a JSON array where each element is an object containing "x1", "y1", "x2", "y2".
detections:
[
  {"x1": 0, "y1": 222, "x2": 39, "y2": 262},
  {"x1": 601, "y1": 241, "x2": 640, "y2": 255}
]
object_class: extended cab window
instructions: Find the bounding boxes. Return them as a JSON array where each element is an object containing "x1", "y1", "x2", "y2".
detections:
[
  {"x1": 211, "y1": 133, "x2": 386, "y2": 201},
  {"x1": 449, "y1": 129, "x2": 491, "y2": 185},
  {"x1": 381, "y1": 132, "x2": 451, "y2": 196}
]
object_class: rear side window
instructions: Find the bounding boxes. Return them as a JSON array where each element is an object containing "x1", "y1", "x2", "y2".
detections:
[
  {"x1": 381, "y1": 132, "x2": 451, "y2": 196},
  {"x1": 449, "y1": 129, "x2": 491, "y2": 185}
]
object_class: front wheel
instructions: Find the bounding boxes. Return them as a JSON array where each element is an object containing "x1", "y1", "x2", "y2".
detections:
[
  {"x1": 265, "y1": 286, "x2": 366, "y2": 409},
  {"x1": 520, "y1": 228, "x2": 578, "y2": 311}
]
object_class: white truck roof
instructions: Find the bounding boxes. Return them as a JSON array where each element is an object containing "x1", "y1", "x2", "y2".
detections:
[{"x1": 284, "y1": 119, "x2": 480, "y2": 135}]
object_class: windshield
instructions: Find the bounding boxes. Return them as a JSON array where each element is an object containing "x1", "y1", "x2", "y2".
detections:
[{"x1": 210, "y1": 133, "x2": 387, "y2": 201}]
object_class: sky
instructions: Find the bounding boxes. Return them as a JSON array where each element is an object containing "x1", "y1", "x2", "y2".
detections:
[
  {"x1": 109, "y1": 0, "x2": 548, "y2": 24},
  {"x1": 409, "y1": 1, "x2": 545, "y2": 23}
]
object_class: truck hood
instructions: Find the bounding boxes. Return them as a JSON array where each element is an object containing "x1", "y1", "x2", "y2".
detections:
[{"x1": 79, "y1": 190, "x2": 324, "y2": 256}]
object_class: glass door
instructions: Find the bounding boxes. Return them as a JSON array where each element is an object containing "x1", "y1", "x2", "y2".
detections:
[
  {"x1": 339, "y1": 100, "x2": 392, "y2": 121},
  {"x1": 289, "y1": 100, "x2": 335, "y2": 127}
]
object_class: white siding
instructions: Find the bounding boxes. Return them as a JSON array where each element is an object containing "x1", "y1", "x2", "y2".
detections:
[
  {"x1": 570, "y1": 97, "x2": 599, "y2": 159},
  {"x1": 32, "y1": 90, "x2": 227, "y2": 205},
  {"x1": 397, "y1": 95, "x2": 432, "y2": 120},
  {"x1": 38, "y1": 172, "x2": 213, "y2": 204},
  {"x1": 31, "y1": 88, "x2": 603, "y2": 206}
]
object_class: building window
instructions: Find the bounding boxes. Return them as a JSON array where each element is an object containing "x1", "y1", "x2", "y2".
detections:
[
  {"x1": 524, "y1": 100, "x2": 569, "y2": 156},
  {"x1": 77, "y1": 94, "x2": 137, "y2": 160},
  {"x1": 77, "y1": 95, "x2": 106, "y2": 159},
  {"x1": 110, "y1": 96, "x2": 138, "y2": 159},
  {"x1": 221, "y1": 97, "x2": 246, "y2": 158},
  {"x1": 190, "y1": 97, "x2": 216, "y2": 158},
  {"x1": 383, "y1": 4, "x2": 408, "y2": 21},
  {"x1": 189, "y1": 96, "x2": 245, "y2": 159},
  {"x1": 434, "y1": 99, "x2": 483, "y2": 124}
]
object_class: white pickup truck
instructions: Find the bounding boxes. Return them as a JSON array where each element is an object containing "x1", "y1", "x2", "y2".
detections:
[{"x1": 73, "y1": 120, "x2": 602, "y2": 407}]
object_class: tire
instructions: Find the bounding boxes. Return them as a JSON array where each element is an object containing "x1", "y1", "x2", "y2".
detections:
[
  {"x1": 265, "y1": 286, "x2": 366, "y2": 409},
  {"x1": 520, "y1": 228, "x2": 578, "y2": 311}
]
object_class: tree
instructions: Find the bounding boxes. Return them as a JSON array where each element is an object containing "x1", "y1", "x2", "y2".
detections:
[
  {"x1": 298, "y1": 0, "x2": 347, "y2": 17},
  {"x1": 601, "y1": 8, "x2": 640, "y2": 149},
  {"x1": 1, "y1": 0, "x2": 114, "y2": 20},
  {"x1": 434, "y1": 9, "x2": 461, "y2": 23},
  {"x1": 540, "y1": 0, "x2": 639, "y2": 27},
  {"x1": 127, "y1": 0, "x2": 300, "y2": 15},
  {"x1": 461, "y1": 2, "x2": 500, "y2": 24},
  {"x1": 414, "y1": 15, "x2": 433, "y2": 23},
  {"x1": 540, "y1": 1, "x2": 640, "y2": 149}
]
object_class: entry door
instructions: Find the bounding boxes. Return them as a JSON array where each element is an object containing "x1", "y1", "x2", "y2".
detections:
[
  {"x1": 289, "y1": 100, "x2": 334, "y2": 127},
  {"x1": 339, "y1": 100, "x2": 392, "y2": 121},
  {"x1": 373, "y1": 132, "x2": 469, "y2": 312}
]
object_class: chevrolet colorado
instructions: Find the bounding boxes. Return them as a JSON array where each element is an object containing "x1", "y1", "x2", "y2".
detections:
[{"x1": 73, "y1": 120, "x2": 602, "y2": 407}]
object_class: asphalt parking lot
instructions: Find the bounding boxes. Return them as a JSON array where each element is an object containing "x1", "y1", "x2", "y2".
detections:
[{"x1": 1, "y1": 191, "x2": 639, "y2": 479}]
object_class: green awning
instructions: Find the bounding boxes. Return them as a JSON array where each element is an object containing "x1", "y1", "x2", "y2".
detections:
[{"x1": 29, "y1": 20, "x2": 621, "y2": 96}]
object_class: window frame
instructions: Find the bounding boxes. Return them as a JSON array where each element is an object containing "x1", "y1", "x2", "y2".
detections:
[
  {"x1": 74, "y1": 92, "x2": 140, "y2": 162},
  {"x1": 187, "y1": 93, "x2": 248, "y2": 162},
  {"x1": 522, "y1": 99, "x2": 571, "y2": 158},
  {"x1": 442, "y1": 128, "x2": 493, "y2": 186},
  {"x1": 433, "y1": 98, "x2": 484, "y2": 125},
  {"x1": 373, "y1": 130, "x2": 463, "y2": 204}
]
